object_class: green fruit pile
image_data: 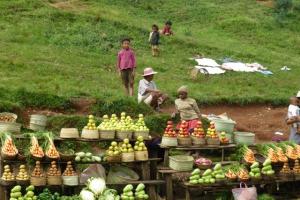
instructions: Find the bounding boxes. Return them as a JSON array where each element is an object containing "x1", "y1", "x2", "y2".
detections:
[
  {"x1": 75, "y1": 152, "x2": 101, "y2": 163},
  {"x1": 98, "y1": 114, "x2": 118, "y2": 131},
  {"x1": 212, "y1": 163, "x2": 225, "y2": 180},
  {"x1": 118, "y1": 112, "x2": 135, "y2": 131},
  {"x1": 189, "y1": 169, "x2": 201, "y2": 184},
  {"x1": 120, "y1": 138, "x2": 134, "y2": 153},
  {"x1": 10, "y1": 185, "x2": 37, "y2": 200},
  {"x1": 189, "y1": 168, "x2": 217, "y2": 185},
  {"x1": 249, "y1": 162, "x2": 261, "y2": 179},
  {"x1": 135, "y1": 183, "x2": 149, "y2": 199},
  {"x1": 134, "y1": 136, "x2": 147, "y2": 152},
  {"x1": 107, "y1": 141, "x2": 121, "y2": 156},
  {"x1": 134, "y1": 114, "x2": 149, "y2": 132},
  {"x1": 261, "y1": 159, "x2": 275, "y2": 176},
  {"x1": 83, "y1": 115, "x2": 97, "y2": 130},
  {"x1": 121, "y1": 184, "x2": 134, "y2": 200}
]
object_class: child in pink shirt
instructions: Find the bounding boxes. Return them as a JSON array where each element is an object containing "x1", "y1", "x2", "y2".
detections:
[{"x1": 117, "y1": 38, "x2": 136, "y2": 96}]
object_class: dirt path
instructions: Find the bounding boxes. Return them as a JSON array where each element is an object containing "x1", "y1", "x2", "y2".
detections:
[{"x1": 162, "y1": 105, "x2": 289, "y2": 141}]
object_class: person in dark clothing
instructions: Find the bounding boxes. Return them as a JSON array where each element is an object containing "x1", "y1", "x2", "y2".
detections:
[{"x1": 149, "y1": 24, "x2": 160, "y2": 57}]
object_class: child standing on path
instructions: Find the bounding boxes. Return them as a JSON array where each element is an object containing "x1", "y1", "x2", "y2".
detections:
[
  {"x1": 117, "y1": 38, "x2": 136, "y2": 96},
  {"x1": 149, "y1": 24, "x2": 160, "y2": 57}
]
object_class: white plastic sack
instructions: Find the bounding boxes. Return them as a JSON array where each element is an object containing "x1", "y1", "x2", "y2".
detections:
[
  {"x1": 80, "y1": 164, "x2": 106, "y2": 184},
  {"x1": 222, "y1": 62, "x2": 256, "y2": 72},
  {"x1": 195, "y1": 66, "x2": 225, "y2": 74},
  {"x1": 195, "y1": 58, "x2": 220, "y2": 67},
  {"x1": 232, "y1": 182, "x2": 257, "y2": 200}
]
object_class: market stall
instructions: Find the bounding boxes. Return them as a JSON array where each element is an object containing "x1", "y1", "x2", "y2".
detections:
[{"x1": 0, "y1": 112, "x2": 163, "y2": 200}]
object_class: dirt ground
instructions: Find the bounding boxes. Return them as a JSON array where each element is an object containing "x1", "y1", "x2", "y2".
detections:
[{"x1": 162, "y1": 105, "x2": 289, "y2": 142}]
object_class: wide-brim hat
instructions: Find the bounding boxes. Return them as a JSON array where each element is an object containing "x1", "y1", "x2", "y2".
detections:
[
  {"x1": 297, "y1": 91, "x2": 300, "y2": 98},
  {"x1": 142, "y1": 67, "x2": 158, "y2": 77}
]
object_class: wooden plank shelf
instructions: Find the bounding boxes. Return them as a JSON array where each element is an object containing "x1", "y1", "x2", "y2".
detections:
[
  {"x1": 160, "y1": 144, "x2": 236, "y2": 150},
  {"x1": 1, "y1": 158, "x2": 162, "y2": 164},
  {"x1": 13, "y1": 135, "x2": 151, "y2": 142}
]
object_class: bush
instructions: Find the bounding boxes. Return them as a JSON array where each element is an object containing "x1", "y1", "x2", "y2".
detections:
[{"x1": 275, "y1": 0, "x2": 293, "y2": 12}]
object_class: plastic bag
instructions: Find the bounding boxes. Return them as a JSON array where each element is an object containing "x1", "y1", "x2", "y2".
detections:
[
  {"x1": 232, "y1": 182, "x2": 257, "y2": 200},
  {"x1": 79, "y1": 164, "x2": 106, "y2": 184},
  {"x1": 106, "y1": 165, "x2": 139, "y2": 184}
]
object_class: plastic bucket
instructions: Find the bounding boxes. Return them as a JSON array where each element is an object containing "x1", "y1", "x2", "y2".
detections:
[
  {"x1": 213, "y1": 118, "x2": 236, "y2": 133},
  {"x1": 234, "y1": 132, "x2": 255, "y2": 145},
  {"x1": 30, "y1": 115, "x2": 47, "y2": 131}
]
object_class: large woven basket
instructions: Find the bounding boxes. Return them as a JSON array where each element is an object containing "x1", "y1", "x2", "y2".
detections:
[
  {"x1": 169, "y1": 155, "x2": 194, "y2": 171},
  {"x1": 60, "y1": 128, "x2": 79, "y2": 138},
  {"x1": 133, "y1": 130, "x2": 149, "y2": 140},
  {"x1": 30, "y1": 176, "x2": 46, "y2": 186},
  {"x1": 47, "y1": 176, "x2": 62, "y2": 185},
  {"x1": 161, "y1": 136, "x2": 178, "y2": 147},
  {"x1": 107, "y1": 155, "x2": 122, "y2": 163},
  {"x1": 1, "y1": 152, "x2": 17, "y2": 160},
  {"x1": 122, "y1": 152, "x2": 135, "y2": 162},
  {"x1": 81, "y1": 129, "x2": 99, "y2": 139},
  {"x1": 207, "y1": 138, "x2": 220, "y2": 146},
  {"x1": 0, "y1": 122, "x2": 21, "y2": 134},
  {"x1": 62, "y1": 175, "x2": 79, "y2": 186},
  {"x1": 0, "y1": 112, "x2": 17, "y2": 123},
  {"x1": 134, "y1": 151, "x2": 148, "y2": 161},
  {"x1": 116, "y1": 130, "x2": 133, "y2": 140},
  {"x1": 59, "y1": 153, "x2": 75, "y2": 162},
  {"x1": 191, "y1": 136, "x2": 206, "y2": 146},
  {"x1": 177, "y1": 137, "x2": 192, "y2": 146},
  {"x1": 30, "y1": 114, "x2": 47, "y2": 131},
  {"x1": 99, "y1": 130, "x2": 115, "y2": 139}
]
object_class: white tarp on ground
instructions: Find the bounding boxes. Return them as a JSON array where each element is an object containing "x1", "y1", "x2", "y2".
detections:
[{"x1": 194, "y1": 58, "x2": 272, "y2": 75}]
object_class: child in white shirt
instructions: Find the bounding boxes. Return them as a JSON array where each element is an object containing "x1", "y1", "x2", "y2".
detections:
[{"x1": 288, "y1": 97, "x2": 300, "y2": 134}]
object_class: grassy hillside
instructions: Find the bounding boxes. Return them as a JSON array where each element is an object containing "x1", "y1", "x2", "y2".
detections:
[{"x1": 0, "y1": 0, "x2": 300, "y2": 110}]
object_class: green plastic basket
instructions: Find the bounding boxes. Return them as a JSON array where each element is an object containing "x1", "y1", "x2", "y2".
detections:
[
  {"x1": 213, "y1": 118, "x2": 236, "y2": 133},
  {"x1": 234, "y1": 132, "x2": 255, "y2": 145},
  {"x1": 169, "y1": 155, "x2": 194, "y2": 171}
]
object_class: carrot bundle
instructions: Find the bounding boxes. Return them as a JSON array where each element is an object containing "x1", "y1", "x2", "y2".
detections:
[
  {"x1": 30, "y1": 136, "x2": 44, "y2": 158},
  {"x1": 1, "y1": 135, "x2": 18, "y2": 156}
]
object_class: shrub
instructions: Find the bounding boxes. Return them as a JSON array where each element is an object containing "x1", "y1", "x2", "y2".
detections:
[{"x1": 275, "y1": 0, "x2": 293, "y2": 13}]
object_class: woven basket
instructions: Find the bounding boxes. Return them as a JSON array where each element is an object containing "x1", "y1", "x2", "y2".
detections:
[
  {"x1": 30, "y1": 176, "x2": 46, "y2": 186},
  {"x1": 59, "y1": 153, "x2": 75, "y2": 162},
  {"x1": 191, "y1": 136, "x2": 206, "y2": 146},
  {"x1": 81, "y1": 129, "x2": 99, "y2": 139},
  {"x1": 197, "y1": 164, "x2": 212, "y2": 170},
  {"x1": 133, "y1": 130, "x2": 149, "y2": 140},
  {"x1": 62, "y1": 175, "x2": 79, "y2": 186},
  {"x1": 207, "y1": 138, "x2": 220, "y2": 146},
  {"x1": 16, "y1": 179, "x2": 30, "y2": 185},
  {"x1": 116, "y1": 130, "x2": 133, "y2": 140},
  {"x1": 47, "y1": 176, "x2": 62, "y2": 185},
  {"x1": 45, "y1": 155, "x2": 60, "y2": 161},
  {"x1": 107, "y1": 155, "x2": 122, "y2": 163},
  {"x1": 177, "y1": 137, "x2": 192, "y2": 146},
  {"x1": 169, "y1": 155, "x2": 194, "y2": 171},
  {"x1": 31, "y1": 154, "x2": 44, "y2": 161},
  {"x1": 60, "y1": 128, "x2": 79, "y2": 138},
  {"x1": 0, "y1": 112, "x2": 17, "y2": 123},
  {"x1": 122, "y1": 152, "x2": 135, "y2": 162},
  {"x1": 0, "y1": 179, "x2": 16, "y2": 186},
  {"x1": 99, "y1": 130, "x2": 115, "y2": 139},
  {"x1": 1, "y1": 152, "x2": 17, "y2": 160},
  {"x1": 0, "y1": 122, "x2": 21, "y2": 134},
  {"x1": 161, "y1": 136, "x2": 178, "y2": 147},
  {"x1": 134, "y1": 151, "x2": 148, "y2": 161}
]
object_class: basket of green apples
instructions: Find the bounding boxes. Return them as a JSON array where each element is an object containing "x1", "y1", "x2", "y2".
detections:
[
  {"x1": 98, "y1": 114, "x2": 117, "y2": 139},
  {"x1": 115, "y1": 112, "x2": 134, "y2": 140},
  {"x1": 134, "y1": 136, "x2": 148, "y2": 161},
  {"x1": 133, "y1": 114, "x2": 149, "y2": 139},
  {"x1": 121, "y1": 138, "x2": 135, "y2": 162},
  {"x1": 106, "y1": 141, "x2": 121, "y2": 162},
  {"x1": 81, "y1": 115, "x2": 99, "y2": 139}
]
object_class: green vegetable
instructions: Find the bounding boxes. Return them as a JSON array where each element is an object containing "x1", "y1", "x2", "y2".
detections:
[
  {"x1": 251, "y1": 168, "x2": 260, "y2": 173},
  {"x1": 85, "y1": 152, "x2": 92, "y2": 157},
  {"x1": 213, "y1": 163, "x2": 222, "y2": 171},
  {"x1": 11, "y1": 192, "x2": 22, "y2": 198},
  {"x1": 18, "y1": 197, "x2": 24, "y2": 200},
  {"x1": 191, "y1": 168, "x2": 200, "y2": 175},
  {"x1": 189, "y1": 175, "x2": 200, "y2": 180},
  {"x1": 210, "y1": 178, "x2": 216, "y2": 184},
  {"x1": 10, "y1": 198, "x2": 17, "y2": 200},
  {"x1": 198, "y1": 178, "x2": 204, "y2": 184},
  {"x1": 262, "y1": 165, "x2": 272, "y2": 172},
  {"x1": 249, "y1": 172, "x2": 255, "y2": 177},
  {"x1": 215, "y1": 174, "x2": 225, "y2": 179},
  {"x1": 266, "y1": 170, "x2": 275, "y2": 175},
  {"x1": 136, "y1": 183, "x2": 145, "y2": 192},
  {"x1": 189, "y1": 179, "x2": 198, "y2": 184},
  {"x1": 250, "y1": 162, "x2": 259, "y2": 169},
  {"x1": 204, "y1": 178, "x2": 210, "y2": 184},
  {"x1": 203, "y1": 169, "x2": 212, "y2": 176},
  {"x1": 123, "y1": 184, "x2": 134, "y2": 193},
  {"x1": 11, "y1": 186, "x2": 21, "y2": 193},
  {"x1": 26, "y1": 191, "x2": 34, "y2": 198},
  {"x1": 76, "y1": 152, "x2": 85, "y2": 157},
  {"x1": 255, "y1": 173, "x2": 261, "y2": 178},
  {"x1": 263, "y1": 159, "x2": 271, "y2": 167},
  {"x1": 75, "y1": 156, "x2": 81, "y2": 162}
]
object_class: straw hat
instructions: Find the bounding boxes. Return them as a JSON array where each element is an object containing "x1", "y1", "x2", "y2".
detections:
[
  {"x1": 177, "y1": 86, "x2": 188, "y2": 94},
  {"x1": 142, "y1": 68, "x2": 157, "y2": 77}
]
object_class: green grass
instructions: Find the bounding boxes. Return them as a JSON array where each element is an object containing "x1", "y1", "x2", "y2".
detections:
[{"x1": 1, "y1": 0, "x2": 300, "y2": 109}]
